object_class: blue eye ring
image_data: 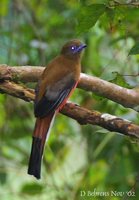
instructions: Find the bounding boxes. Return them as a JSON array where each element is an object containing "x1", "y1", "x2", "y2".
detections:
[
  {"x1": 71, "y1": 46, "x2": 76, "y2": 51},
  {"x1": 69, "y1": 43, "x2": 86, "y2": 54}
]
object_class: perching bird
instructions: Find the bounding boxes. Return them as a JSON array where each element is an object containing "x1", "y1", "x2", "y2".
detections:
[{"x1": 28, "y1": 39, "x2": 86, "y2": 179}]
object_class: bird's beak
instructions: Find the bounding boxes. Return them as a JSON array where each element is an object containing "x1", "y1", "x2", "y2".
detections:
[{"x1": 74, "y1": 44, "x2": 87, "y2": 53}]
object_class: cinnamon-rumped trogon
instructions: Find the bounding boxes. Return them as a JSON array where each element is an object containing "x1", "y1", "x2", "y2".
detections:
[{"x1": 28, "y1": 39, "x2": 86, "y2": 179}]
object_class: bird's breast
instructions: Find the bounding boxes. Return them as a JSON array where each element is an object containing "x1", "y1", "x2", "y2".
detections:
[{"x1": 37, "y1": 55, "x2": 81, "y2": 100}]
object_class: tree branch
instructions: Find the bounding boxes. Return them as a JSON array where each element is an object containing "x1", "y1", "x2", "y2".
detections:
[
  {"x1": 0, "y1": 80, "x2": 139, "y2": 139},
  {"x1": 0, "y1": 65, "x2": 139, "y2": 111},
  {"x1": 62, "y1": 103, "x2": 139, "y2": 139},
  {"x1": 0, "y1": 80, "x2": 34, "y2": 101},
  {"x1": 113, "y1": 0, "x2": 139, "y2": 7}
]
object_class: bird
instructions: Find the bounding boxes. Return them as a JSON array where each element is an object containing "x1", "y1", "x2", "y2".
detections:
[{"x1": 28, "y1": 39, "x2": 86, "y2": 179}]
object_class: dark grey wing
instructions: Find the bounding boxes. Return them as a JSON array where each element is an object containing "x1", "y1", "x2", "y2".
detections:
[{"x1": 34, "y1": 75, "x2": 76, "y2": 118}]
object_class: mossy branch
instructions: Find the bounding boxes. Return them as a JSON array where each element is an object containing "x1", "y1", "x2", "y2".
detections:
[
  {"x1": 0, "y1": 79, "x2": 139, "y2": 139},
  {"x1": 0, "y1": 65, "x2": 139, "y2": 111}
]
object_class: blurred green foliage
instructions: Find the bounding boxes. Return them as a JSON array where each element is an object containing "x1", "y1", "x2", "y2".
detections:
[{"x1": 0, "y1": 0, "x2": 139, "y2": 200}]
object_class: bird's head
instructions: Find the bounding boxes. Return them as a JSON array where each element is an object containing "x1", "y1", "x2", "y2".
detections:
[{"x1": 61, "y1": 39, "x2": 87, "y2": 59}]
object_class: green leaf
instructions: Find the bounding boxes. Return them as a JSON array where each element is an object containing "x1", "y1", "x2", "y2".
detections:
[
  {"x1": 20, "y1": 183, "x2": 44, "y2": 195},
  {"x1": 105, "y1": 7, "x2": 115, "y2": 23},
  {"x1": 0, "y1": 0, "x2": 8, "y2": 16},
  {"x1": 0, "y1": 171, "x2": 7, "y2": 185},
  {"x1": 76, "y1": 4, "x2": 106, "y2": 34},
  {"x1": 110, "y1": 72, "x2": 132, "y2": 88},
  {"x1": 129, "y1": 43, "x2": 139, "y2": 55},
  {"x1": 92, "y1": 93, "x2": 105, "y2": 101}
]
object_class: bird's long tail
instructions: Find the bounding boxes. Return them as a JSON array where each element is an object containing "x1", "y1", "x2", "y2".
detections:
[{"x1": 28, "y1": 113, "x2": 55, "y2": 179}]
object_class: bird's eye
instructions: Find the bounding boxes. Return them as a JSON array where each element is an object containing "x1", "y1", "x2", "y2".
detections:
[{"x1": 71, "y1": 46, "x2": 76, "y2": 51}]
